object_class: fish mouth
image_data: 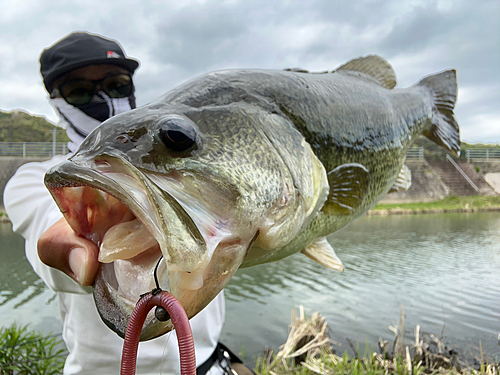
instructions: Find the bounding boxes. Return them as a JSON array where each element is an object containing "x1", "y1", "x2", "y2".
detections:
[{"x1": 45, "y1": 155, "x2": 250, "y2": 340}]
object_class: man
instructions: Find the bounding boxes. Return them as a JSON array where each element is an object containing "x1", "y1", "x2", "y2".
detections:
[{"x1": 4, "y1": 32, "x2": 229, "y2": 375}]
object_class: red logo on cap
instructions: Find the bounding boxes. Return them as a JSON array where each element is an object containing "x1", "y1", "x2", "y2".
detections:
[{"x1": 107, "y1": 50, "x2": 120, "y2": 58}]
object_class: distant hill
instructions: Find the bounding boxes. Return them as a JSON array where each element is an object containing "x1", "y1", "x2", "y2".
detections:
[{"x1": 0, "y1": 109, "x2": 69, "y2": 142}]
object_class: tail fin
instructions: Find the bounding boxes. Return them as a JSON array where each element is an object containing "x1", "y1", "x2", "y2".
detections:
[{"x1": 417, "y1": 70, "x2": 460, "y2": 156}]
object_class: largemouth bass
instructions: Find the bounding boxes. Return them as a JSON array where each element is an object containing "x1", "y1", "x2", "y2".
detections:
[{"x1": 44, "y1": 55, "x2": 460, "y2": 340}]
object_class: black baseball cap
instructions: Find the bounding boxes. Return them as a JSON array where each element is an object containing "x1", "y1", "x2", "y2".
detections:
[{"x1": 40, "y1": 31, "x2": 140, "y2": 92}]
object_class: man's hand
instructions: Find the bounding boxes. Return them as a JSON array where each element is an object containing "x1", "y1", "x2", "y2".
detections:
[{"x1": 37, "y1": 218, "x2": 100, "y2": 286}]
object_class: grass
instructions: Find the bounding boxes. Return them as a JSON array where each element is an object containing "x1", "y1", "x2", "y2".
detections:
[
  {"x1": 254, "y1": 306, "x2": 499, "y2": 375},
  {"x1": 0, "y1": 210, "x2": 8, "y2": 223},
  {"x1": 2, "y1": 310, "x2": 498, "y2": 375},
  {"x1": 370, "y1": 195, "x2": 500, "y2": 214},
  {"x1": 255, "y1": 349, "x2": 498, "y2": 375},
  {"x1": 256, "y1": 349, "x2": 430, "y2": 375},
  {"x1": 0, "y1": 324, "x2": 66, "y2": 375}
]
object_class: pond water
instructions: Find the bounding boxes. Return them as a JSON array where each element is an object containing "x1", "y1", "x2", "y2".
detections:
[{"x1": 1, "y1": 212, "x2": 499, "y2": 365}]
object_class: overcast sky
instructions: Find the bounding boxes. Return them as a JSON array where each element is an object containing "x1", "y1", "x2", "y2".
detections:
[{"x1": 1, "y1": 0, "x2": 498, "y2": 143}]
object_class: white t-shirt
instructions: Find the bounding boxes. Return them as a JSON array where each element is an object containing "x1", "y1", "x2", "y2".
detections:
[{"x1": 4, "y1": 155, "x2": 226, "y2": 375}]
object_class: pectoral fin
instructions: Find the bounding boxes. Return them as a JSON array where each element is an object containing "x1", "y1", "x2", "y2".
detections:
[
  {"x1": 301, "y1": 237, "x2": 344, "y2": 272},
  {"x1": 325, "y1": 163, "x2": 370, "y2": 215},
  {"x1": 388, "y1": 164, "x2": 411, "y2": 193}
]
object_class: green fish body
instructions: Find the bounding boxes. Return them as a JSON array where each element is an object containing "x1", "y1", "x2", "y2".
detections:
[{"x1": 45, "y1": 55, "x2": 459, "y2": 339}]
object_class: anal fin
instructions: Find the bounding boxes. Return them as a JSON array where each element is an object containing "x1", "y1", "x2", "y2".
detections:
[
  {"x1": 301, "y1": 237, "x2": 344, "y2": 272},
  {"x1": 388, "y1": 165, "x2": 412, "y2": 193}
]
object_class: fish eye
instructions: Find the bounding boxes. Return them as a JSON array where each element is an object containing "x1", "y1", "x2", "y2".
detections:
[{"x1": 156, "y1": 116, "x2": 197, "y2": 153}]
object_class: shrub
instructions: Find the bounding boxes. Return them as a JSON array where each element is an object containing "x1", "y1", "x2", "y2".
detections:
[{"x1": 0, "y1": 324, "x2": 66, "y2": 375}]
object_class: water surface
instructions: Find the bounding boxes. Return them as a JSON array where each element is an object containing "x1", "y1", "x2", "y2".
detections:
[
  {"x1": 221, "y1": 212, "x2": 500, "y2": 364},
  {"x1": 1, "y1": 212, "x2": 499, "y2": 365},
  {"x1": 0, "y1": 223, "x2": 61, "y2": 334}
]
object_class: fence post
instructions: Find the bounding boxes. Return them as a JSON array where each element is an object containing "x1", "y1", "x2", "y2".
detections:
[
  {"x1": 52, "y1": 129, "x2": 57, "y2": 156},
  {"x1": 419, "y1": 147, "x2": 424, "y2": 159},
  {"x1": 23, "y1": 142, "x2": 26, "y2": 158}
]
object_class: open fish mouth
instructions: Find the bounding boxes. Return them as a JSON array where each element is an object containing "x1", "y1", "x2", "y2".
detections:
[{"x1": 45, "y1": 155, "x2": 249, "y2": 340}]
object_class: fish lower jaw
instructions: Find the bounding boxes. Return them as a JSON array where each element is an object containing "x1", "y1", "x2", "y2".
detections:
[
  {"x1": 93, "y1": 249, "x2": 172, "y2": 339},
  {"x1": 99, "y1": 253, "x2": 167, "y2": 304}
]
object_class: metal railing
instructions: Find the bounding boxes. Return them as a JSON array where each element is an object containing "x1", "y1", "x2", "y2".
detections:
[
  {"x1": 406, "y1": 147, "x2": 424, "y2": 159},
  {"x1": 0, "y1": 143, "x2": 427, "y2": 159},
  {"x1": 446, "y1": 154, "x2": 478, "y2": 192},
  {"x1": 0, "y1": 142, "x2": 67, "y2": 157},
  {"x1": 465, "y1": 148, "x2": 500, "y2": 162},
  {"x1": 0, "y1": 143, "x2": 496, "y2": 164}
]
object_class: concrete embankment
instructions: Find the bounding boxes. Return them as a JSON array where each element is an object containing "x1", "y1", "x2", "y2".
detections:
[
  {"x1": 379, "y1": 160, "x2": 450, "y2": 203},
  {"x1": 474, "y1": 161, "x2": 500, "y2": 194},
  {"x1": 380, "y1": 159, "x2": 500, "y2": 204},
  {"x1": 0, "y1": 157, "x2": 51, "y2": 209}
]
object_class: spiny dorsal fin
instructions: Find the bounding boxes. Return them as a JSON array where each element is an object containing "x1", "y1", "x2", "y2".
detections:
[
  {"x1": 301, "y1": 237, "x2": 344, "y2": 271},
  {"x1": 334, "y1": 55, "x2": 397, "y2": 89},
  {"x1": 388, "y1": 164, "x2": 412, "y2": 193},
  {"x1": 283, "y1": 68, "x2": 311, "y2": 73}
]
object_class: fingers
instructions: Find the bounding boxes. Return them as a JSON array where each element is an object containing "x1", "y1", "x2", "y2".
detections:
[{"x1": 37, "y1": 218, "x2": 100, "y2": 286}]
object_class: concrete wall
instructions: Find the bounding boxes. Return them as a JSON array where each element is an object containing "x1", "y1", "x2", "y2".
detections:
[
  {"x1": 472, "y1": 161, "x2": 500, "y2": 174},
  {"x1": 0, "y1": 157, "x2": 50, "y2": 208},
  {"x1": 379, "y1": 160, "x2": 451, "y2": 203}
]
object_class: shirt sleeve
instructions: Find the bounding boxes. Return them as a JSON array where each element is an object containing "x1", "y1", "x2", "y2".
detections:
[{"x1": 4, "y1": 156, "x2": 91, "y2": 294}]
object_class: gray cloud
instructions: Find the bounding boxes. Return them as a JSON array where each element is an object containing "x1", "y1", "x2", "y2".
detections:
[
  {"x1": 154, "y1": 6, "x2": 248, "y2": 71},
  {"x1": 0, "y1": 0, "x2": 498, "y2": 142}
]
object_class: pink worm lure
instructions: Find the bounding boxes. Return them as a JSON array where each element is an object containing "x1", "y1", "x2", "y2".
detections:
[{"x1": 120, "y1": 290, "x2": 196, "y2": 375}]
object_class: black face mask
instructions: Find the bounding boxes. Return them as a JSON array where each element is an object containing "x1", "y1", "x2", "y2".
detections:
[
  {"x1": 50, "y1": 91, "x2": 137, "y2": 152},
  {"x1": 77, "y1": 92, "x2": 137, "y2": 122}
]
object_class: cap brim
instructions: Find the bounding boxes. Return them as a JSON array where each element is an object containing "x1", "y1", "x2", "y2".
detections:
[{"x1": 44, "y1": 58, "x2": 139, "y2": 91}]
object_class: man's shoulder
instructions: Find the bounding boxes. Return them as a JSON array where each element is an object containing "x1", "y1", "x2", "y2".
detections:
[{"x1": 16, "y1": 154, "x2": 71, "y2": 173}]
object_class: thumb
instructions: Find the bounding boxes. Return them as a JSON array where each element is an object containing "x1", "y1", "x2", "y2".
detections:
[
  {"x1": 38, "y1": 218, "x2": 100, "y2": 286},
  {"x1": 68, "y1": 246, "x2": 99, "y2": 286}
]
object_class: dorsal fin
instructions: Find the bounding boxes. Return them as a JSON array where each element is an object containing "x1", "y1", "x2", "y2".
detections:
[{"x1": 334, "y1": 55, "x2": 397, "y2": 89}]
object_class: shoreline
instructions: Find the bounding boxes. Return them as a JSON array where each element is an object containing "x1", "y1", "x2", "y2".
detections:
[
  {"x1": 2, "y1": 197, "x2": 500, "y2": 224},
  {"x1": 369, "y1": 206, "x2": 500, "y2": 215},
  {"x1": 369, "y1": 195, "x2": 500, "y2": 216}
]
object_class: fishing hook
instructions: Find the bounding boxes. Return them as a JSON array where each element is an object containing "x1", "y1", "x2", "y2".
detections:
[{"x1": 150, "y1": 255, "x2": 170, "y2": 321}]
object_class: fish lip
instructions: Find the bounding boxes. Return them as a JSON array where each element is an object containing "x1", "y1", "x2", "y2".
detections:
[
  {"x1": 45, "y1": 158, "x2": 177, "y2": 339},
  {"x1": 45, "y1": 158, "x2": 159, "y2": 249},
  {"x1": 45, "y1": 158, "x2": 138, "y2": 212}
]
